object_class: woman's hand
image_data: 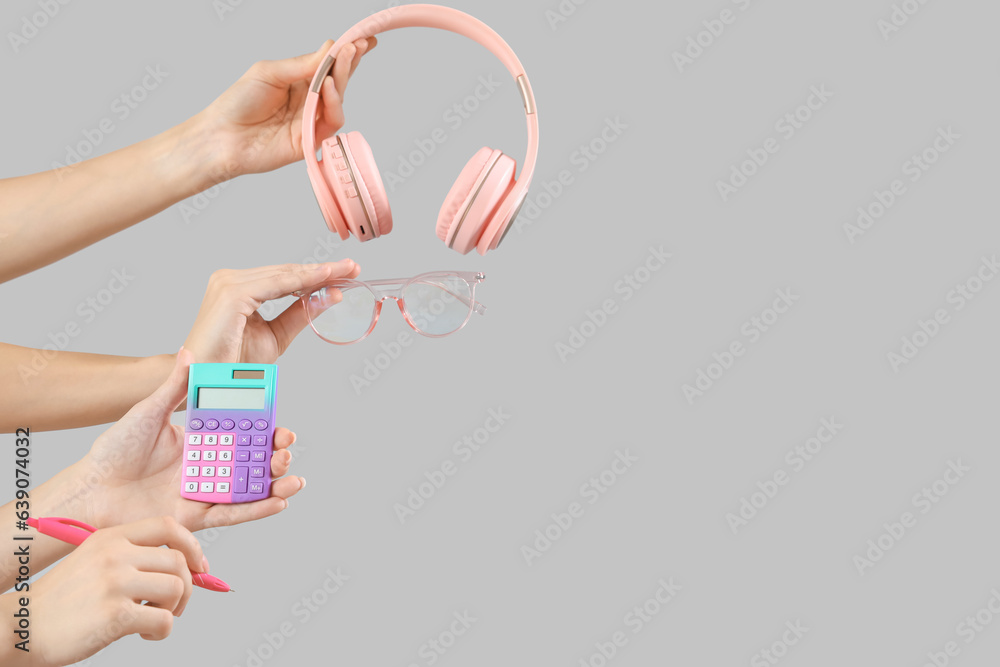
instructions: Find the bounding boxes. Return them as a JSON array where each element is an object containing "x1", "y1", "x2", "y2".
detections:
[
  {"x1": 197, "y1": 37, "x2": 376, "y2": 178},
  {"x1": 29, "y1": 517, "x2": 205, "y2": 666},
  {"x1": 183, "y1": 259, "x2": 360, "y2": 364},
  {"x1": 74, "y1": 350, "x2": 306, "y2": 532}
]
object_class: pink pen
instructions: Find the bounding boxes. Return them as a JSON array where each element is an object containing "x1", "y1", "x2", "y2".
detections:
[{"x1": 26, "y1": 517, "x2": 232, "y2": 593}]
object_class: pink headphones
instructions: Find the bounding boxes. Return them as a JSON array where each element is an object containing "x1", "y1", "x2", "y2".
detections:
[{"x1": 302, "y1": 4, "x2": 539, "y2": 256}]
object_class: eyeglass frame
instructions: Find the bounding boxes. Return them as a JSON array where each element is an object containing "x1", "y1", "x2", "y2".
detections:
[{"x1": 296, "y1": 270, "x2": 487, "y2": 345}]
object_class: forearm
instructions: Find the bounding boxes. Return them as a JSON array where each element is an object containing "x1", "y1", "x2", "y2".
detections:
[
  {"x1": 0, "y1": 113, "x2": 224, "y2": 284},
  {"x1": 0, "y1": 344, "x2": 175, "y2": 432},
  {"x1": 0, "y1": 462, "x2": 88, "y2": 594}
]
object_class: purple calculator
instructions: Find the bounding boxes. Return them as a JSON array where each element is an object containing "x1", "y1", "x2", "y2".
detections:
[{"x1": 181, "y1": 363, "x2": 278, "y2": 504}]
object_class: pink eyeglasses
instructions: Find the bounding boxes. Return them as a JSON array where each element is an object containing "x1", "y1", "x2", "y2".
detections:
[{"x1": 297, "y1": 271, "x2": 486, "y2": 344}]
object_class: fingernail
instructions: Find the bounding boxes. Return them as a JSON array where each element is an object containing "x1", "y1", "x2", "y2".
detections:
[
  {"x1": 283, "y1": 499, "x2": 290, "y2": 509},
  {"x1": 300, "y1": 477, "x2": 307, "y2": 490},
  {"x1": 201, "y1": 556, "x2": 210, "y2": 573}
]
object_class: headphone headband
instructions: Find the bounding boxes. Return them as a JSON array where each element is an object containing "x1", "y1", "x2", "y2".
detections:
[
  {"x1": 308, "y1": 4, "x2": 536, "y2": 112},
  {"x1": 302, "y1": 4, "x2": 539, "y2": 252}
]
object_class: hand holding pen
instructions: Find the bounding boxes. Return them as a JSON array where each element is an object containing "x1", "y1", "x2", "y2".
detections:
[
  {"x1": 27, "y1": 516, "x2": 231, "y2": 593},
  {"x1": 19, "y1": 517, "x2": 221, "y2": 666}
]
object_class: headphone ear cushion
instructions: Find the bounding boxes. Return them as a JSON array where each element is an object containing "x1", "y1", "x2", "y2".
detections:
[
  {"x1": 436, "y1": 147, "x2": 496, "y2": 243},
  {"x1": 340, "y1": 131, "x2": 392, "y2": 237}
]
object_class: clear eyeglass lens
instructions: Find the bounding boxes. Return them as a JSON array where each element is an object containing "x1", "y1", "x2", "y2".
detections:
[
  {"x1": 307, "y1": 284, "x2": 376, "y2": 343},
  {"x1": 402, "y1": 276, "x2": 473, "y2": 336}
]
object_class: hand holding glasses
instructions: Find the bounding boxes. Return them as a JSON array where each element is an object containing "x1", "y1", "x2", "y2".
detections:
[{"x1": 297, "y1": 271, "x2": 486, "y2": 344}]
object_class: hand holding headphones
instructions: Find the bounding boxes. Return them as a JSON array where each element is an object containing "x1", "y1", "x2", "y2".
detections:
[
  {"x1": 302, "y1": 4, "x2": 539, "y2": 255},
  {"x1": 196, "y1": 36, "x2": 375, "y2": 179}
]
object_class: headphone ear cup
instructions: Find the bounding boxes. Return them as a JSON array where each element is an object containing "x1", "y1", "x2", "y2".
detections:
[
  {"x1": 437, "y1": 147, "x2": 493, "y2": 243},
  {"x1": 311, "y1": 148, "x2": 350, "y2": 239},
  {"x1": 437, "y1": 148, "x2": 516, "y2": 254},
  {"x1": 322, "y1": 132, "x2": 391, "y2": 242},
  {"x1": 340, "y1": 131, "x2": 392, "y2": 237}
]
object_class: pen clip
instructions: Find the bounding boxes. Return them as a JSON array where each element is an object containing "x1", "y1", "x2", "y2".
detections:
[{"x1": 32, "y1": 516, "x2": 96, "y2": 547}]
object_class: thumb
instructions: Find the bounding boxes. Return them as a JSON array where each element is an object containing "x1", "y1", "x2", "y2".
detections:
[
  {"x1": 255, "y1": 40, "x2": 333, "y2": 87},
  {"x1": 143, "y1": 348, "x2": 194, "y2": 416},
  {"x1": 268, "y1": 300, "x2": 313, "y2": 355}
]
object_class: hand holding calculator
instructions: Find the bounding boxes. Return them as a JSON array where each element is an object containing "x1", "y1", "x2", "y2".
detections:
[{"x1": 181, "y1": 363, "x2": 278, "y2": 504}]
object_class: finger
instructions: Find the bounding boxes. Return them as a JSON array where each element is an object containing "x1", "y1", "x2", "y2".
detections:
[
  {"x1": 300, "y1": 287, "x2": 347, "y2": 335},
  {"x1": 203, "y1": 496, "x2": 289, "y2": 528},
  {"x1": 318, "y1": 75, "x2": 345, "y2": 138},
  {"x1": 132, "y1": 546, "x2": 195, "y2": 616},
  {"x1": 266, "y1": 273, "x2": 357, "y2": 351},
  {"x1": 348, "y1": 38, "x2": 368, "y2": 77},
  {"x1": 129, "y1": 605, "x2": 175, "y2": 641},
  {"x1": 273, "y1": 427, "x2": 295, "y2": 450},
  {"x1": 267, "y1": 298, "x2": 315, "y2": 355},
  {"x1": 139, "y1": 348, "x2": 194, "y2": 417},
  {"x1": 235, "y1": 260, "x2": 360, "y2": 304},
  {"x1": 333, "y1": 42, "x2": 356, "y2": 100},
  {"x1": 270, "y1": 475, "x2": 306, "y2": 501},
  {"x1": 316, "y1": 38, "x2": 335, "y2": 55},
  {"x1": 270, "y1": 448, "x2": 291, "y2": 478},
  {"x1": 252, "y1": 41, "x2": 331, "y2": 87},
  {"x1": 120, "y1": 517, "x2": 206, "y2": 575},
  {"x1": 127, "y1": 571, "x2": 189, "y2": 618},
  {"x1": 213, "y1": 259, "x2": 353, "y2": 285}
]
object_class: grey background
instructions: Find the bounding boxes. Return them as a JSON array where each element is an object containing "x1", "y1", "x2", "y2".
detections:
[{"x1": 2, "y1": 0, "x2": 1000, "y2": 665}]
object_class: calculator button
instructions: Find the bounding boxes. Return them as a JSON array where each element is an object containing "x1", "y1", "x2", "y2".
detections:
[
  {"x1": 237, "y1": 435, "x2": 252, "y2": 446},
  {"x1": 205, "y1": 419, "x2": 219, "y2": 430},
  {"x1": 238, "y1": 420, "x2": 252, "y2": 431},
  {"x1": 184, "y1": 481, "x2": 198, "y2": 493},
  {"x1": 219, "y1": 450, "x2": 233, "y2": 462},
  {"x1": 220, "y1": 434, "x2": 234, "y2": 446},
  {"x1": 236, "y1": 450, "x2": 250, "y2": 462},
  {"x1": 221, "y1": 419, "x2": 235, "y2": 430},
  {"x1": 217, "y1": 466, "x2": 231, "y2": 478},
  {"x1": 201, "y1": 466, "x2": 215, "y2": 477},
  {"x1": 253, "y1": 436, "x2": 267, "y2": 447},
  {"x1": 235, "y1": 467, "x2": 248, "y2": 493},
  {"x1": 254, "y1": 420, "x2": 268, "y2": 431},
  {"x1": 186, "y1": 466, "x2": 199, "y2": 477},
  {"x1": 189, "y1": 419, "x2": 204, "y2": 431},
  {"x1": 250, "y1": 466, "x2": 264, "y2": 478},
  {"x1": 203, "y1": 451, "x2": 217, "y2": 462},
  {"x1": 204, "y1": 435, "x2": 218, "y2": 446},
  {"x1": 216, "y1": 482, "x2": 230, "y2": 494},
  {"x1": 187, "y1": 434, "x2": 202, "y2": 445},
  {"x1": 249, "y1": 482, "x2": 264, "y2": 494},
  {"x1": 186, "y1": 451, "x2": 201, "y2": 461},
  {"x1": 251, "y1": 450, "x2": 267, "y2": 462},
  {"x1": 200, "y1": 482, "x2": 214, "y2": 493}
]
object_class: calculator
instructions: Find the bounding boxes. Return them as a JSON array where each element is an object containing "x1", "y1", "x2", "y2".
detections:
[{"x1": 181, "y1": 363, "x2": 278, "y2": 504}]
